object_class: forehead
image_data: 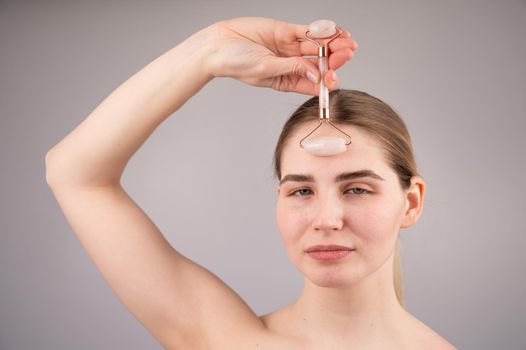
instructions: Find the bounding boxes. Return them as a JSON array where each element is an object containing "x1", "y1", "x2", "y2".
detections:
[{"x1": 280, "y1": 122, "x2": 393, "y2": 181}]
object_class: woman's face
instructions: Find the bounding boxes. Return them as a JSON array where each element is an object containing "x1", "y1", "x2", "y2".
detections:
[{"x1": 276, "y1": 122, "x2": 414, "y2": 288}]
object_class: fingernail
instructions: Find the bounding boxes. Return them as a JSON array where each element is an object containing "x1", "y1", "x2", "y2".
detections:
[
  {"x1": 307, "y1": 70, "x2": 318, "y2": 83},
  {"x1": 331, "y1": 71, "x2": 338, "y2": 81}
]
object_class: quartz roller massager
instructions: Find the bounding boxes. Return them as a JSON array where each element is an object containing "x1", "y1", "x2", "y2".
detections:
[{"x1": 300, "y1": 19, "x2": 352, "y2": 156}]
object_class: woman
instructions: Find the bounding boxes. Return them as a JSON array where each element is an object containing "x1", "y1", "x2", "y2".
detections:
[{"x1": 45, "y1": 17, "x2": 457, "y2": 349}]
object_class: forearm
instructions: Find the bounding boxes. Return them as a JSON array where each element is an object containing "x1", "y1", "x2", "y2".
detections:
[{"x1": 46, "y1": 24, "x2": 217, "y2": 187}]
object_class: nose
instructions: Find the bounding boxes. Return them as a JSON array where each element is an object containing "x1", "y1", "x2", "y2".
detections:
[{"x1": 312, "y1": 194, "x2": 345, "y2": 232}]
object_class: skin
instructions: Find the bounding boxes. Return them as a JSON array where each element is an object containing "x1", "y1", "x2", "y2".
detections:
[
  {"x1": 45, "y1": 17, "x2": 457, "y2": 349},
  {"x1": 260, "y1": 121, "x2": 448, "y2": 347}
]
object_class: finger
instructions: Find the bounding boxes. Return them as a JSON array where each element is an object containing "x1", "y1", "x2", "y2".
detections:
[
  {"x1": 303, "y1": 47, "x2": 354, "y2": 72},
  {"x1": 328, "y1": 48, "x2": 354, "y2": 70},
  {"x1": 324, "y1": 70, "x2": 340, "y2": 91},
  {"x1": 266, "y1": 55, "x2": 320, "y2": 84},
  {"x1": 289, "y1": 69, "x2": 339, "y2": 95},
  {"x1": 297, "y1": 37, "x2": 357, "y2": 58},
  {"x1": 275, "y1": 72, "x2": 317, "y2": 95},
  {"x1": 291, "y1": 77, "x2": 319, "y2": 96},
  {"x1": 329, "y1": 37, "x2": 358, "y2": 52}
]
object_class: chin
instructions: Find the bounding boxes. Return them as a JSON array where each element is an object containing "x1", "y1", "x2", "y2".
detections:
[{"x1": 302, "y1": 262, "x2": 364, "y2": 288}]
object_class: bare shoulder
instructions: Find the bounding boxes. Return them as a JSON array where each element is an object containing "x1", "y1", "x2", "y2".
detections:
[
  {"x1": 260, "y1": 307, "x2": 458, "y2": 350},
  {"x1": 404, "y1": 312, "x2": 459, "y2": 350}
]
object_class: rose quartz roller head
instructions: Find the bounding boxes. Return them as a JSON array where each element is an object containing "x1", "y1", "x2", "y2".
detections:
[{"x1": 299, "y1": 19, "x2": 352, "y2": 156}]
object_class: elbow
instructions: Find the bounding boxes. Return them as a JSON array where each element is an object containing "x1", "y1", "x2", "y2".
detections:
[
  {"x1": 45, "y1": 148, "x2": 68, "y2": 188},
  {"x1": 45, "y1": 149, "x2": 58, "y2": 187},
  {"x1": 45, "y1": 149, "x2": 121, "y2": 189}
]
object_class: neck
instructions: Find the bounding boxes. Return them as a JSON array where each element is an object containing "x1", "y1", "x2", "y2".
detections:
[{"x1": 290, "y1": 252, "x2": 410, "y2": 345}]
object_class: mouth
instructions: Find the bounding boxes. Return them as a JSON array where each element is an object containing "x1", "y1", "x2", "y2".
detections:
[
  {"x1": 305, "y1": 244, "x2": 354, "y2": 253},
  {"x1": 306, "y1": 248, "x2": 354, "y2": 261}
]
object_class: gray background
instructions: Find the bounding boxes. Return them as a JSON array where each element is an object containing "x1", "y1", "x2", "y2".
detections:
[{"x1": 1, "y1": 0, "x2": 525, "y2": 349}]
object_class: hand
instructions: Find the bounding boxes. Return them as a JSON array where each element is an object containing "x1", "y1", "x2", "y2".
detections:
[{"x1": 204, "y1": 17, "x2": 358, "y2": 95}]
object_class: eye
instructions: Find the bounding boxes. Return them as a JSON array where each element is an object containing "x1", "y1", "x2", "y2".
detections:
[
  {"x1": 346, "y1": 187, "x2": 369, "y2": 195},
  {"x1": 288, "y1": 187, "x2": 370, "y2": 197},
  {"x1": 289, "y1": 188, "x2": 313, "y2": 197}
]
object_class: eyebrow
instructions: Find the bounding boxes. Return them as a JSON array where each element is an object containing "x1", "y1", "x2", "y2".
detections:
[{"x1": 279, "y1": 170, "x2": 385, "y2": 185}]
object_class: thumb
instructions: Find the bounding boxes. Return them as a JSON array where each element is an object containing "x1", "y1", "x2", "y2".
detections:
[{"x1": 267, "y1": 56, "x2": 319, "y2": 83}]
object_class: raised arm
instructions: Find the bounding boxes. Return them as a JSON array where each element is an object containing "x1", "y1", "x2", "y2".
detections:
[
  {"x1": 45, "y1": 24, "x2": 216, "y2": 187},
  {"x1": 45, "y1": 17, "x2": 356, "y2": 349}
]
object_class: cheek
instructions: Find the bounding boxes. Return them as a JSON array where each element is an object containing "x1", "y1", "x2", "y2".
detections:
[
  {"x1": 276, "y1": 203, "x2": 298, "y2": 241},
  {"x1": 354, "y1": 196, "x2": 403, "y2": 244},
  {"x1": 276, "y1": 201, "x2": 309, "y2": 244}
]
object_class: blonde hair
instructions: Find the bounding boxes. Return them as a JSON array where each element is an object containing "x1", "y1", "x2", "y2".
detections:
[{"x1": 273, "y1": 89, "x2": 420, "y2": 308}]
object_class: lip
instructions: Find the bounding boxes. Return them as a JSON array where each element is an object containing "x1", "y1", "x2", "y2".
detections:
[
  {"x1": 307, "y1": 250, "x2": 353, "y2": 261},
  {"x1": 305, "y1": 244, "x2": 354, "y2": 253}
]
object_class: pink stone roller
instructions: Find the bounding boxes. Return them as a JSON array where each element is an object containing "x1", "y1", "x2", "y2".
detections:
[{"x1": 299, "y1": 19, "x2": 352, "y2": 156}]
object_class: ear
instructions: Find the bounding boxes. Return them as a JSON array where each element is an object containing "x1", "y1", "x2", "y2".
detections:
[{"x1": 400, "y1": 176, "x2": 426, "y2": 229}]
